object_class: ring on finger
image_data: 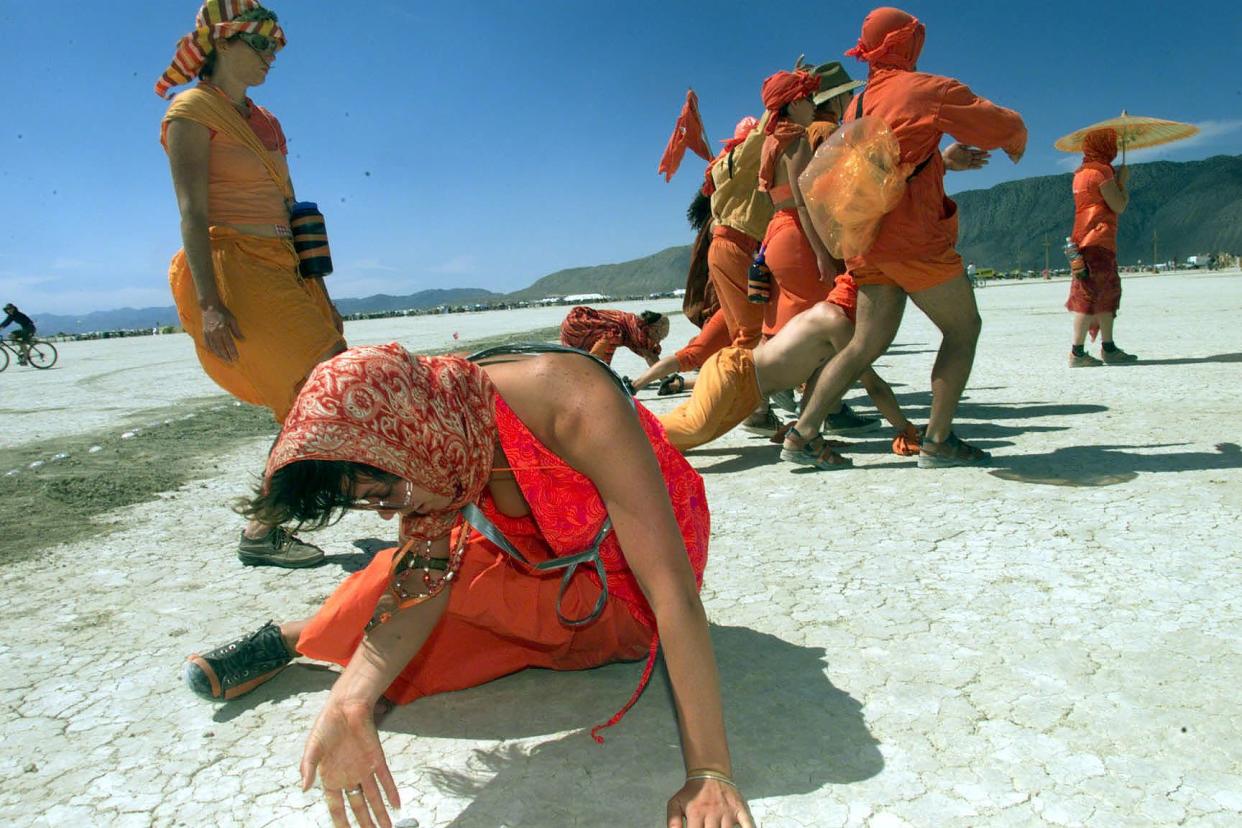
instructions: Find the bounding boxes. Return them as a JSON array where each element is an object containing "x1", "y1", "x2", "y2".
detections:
[{"x1": 345, "y1": 786, "x2": 365, "y2": 795}]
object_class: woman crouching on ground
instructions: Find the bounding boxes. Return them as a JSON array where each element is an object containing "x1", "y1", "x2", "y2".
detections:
[{"x1": 185, "y1": 343, "x2": 753, "y2": 828}]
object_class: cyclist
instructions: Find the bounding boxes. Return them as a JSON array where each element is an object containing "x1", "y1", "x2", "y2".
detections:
[{"x1": 1, "y1": 303, "x2": 36, "y2": 365}]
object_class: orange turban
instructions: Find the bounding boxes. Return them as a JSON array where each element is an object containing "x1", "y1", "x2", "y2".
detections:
[
  {"x1": 844, "y1": 7, "x2": 925, "y2": 72},
  {"x1": 758, "y1": 71, "x2": 819, "y2": 191},
  {"x1": 1082, "y1": 129, "x2": 1118, "y2": 165},
  {"x1": 760, "y1": 71, "x2": 821, "y2": 132}
]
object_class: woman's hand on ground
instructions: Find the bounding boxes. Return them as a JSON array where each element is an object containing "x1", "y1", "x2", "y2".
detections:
[
  {"x1": 301, "y1": 698, "x2": 400, "y2": 828},
  {"x1": 666, "y1": 778, "x2": 756, "y2": 828},
  {"x1": 200, "y1": 303, "x2": 243, "y2": 362}
]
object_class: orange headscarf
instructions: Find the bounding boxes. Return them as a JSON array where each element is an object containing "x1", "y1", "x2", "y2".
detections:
[
  {"x1": 266, "y1": 343, "x2": 497, "y2": 541},
  {"x1": 844, "y1": 7, "x2": 926, "y2": 73},
  {"x1": 1082, "y1": 128, "x2": 1119, "y2": 167},
  {"x1": 155, "y1": 1, "x2": 287, "y2": 99},
  {"x1": 758, "y1": 70, "x2": 819, "y2": 191}
]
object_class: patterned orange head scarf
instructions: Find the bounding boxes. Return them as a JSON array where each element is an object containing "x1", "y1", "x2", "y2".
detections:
[
  {"x1": 265, "y1": 343, "x2": 498, "y2": 541},
  {"x1": 758, "y1": 70, "x2": 819, "y2": 191},
  {"x1": 155, "y1": 0, "x2": 287, "y2": 99},
  {"x1": 1082, "y1": 129, "x2": 1119, "y2": 166},
  {"x1": 845, "y1": 7, "x2": 926, "y2": 73}
]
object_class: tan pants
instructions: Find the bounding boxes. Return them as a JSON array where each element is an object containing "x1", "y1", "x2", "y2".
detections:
[{"x1": 659, "y1": 347, "x2": 762, "y2": 451}]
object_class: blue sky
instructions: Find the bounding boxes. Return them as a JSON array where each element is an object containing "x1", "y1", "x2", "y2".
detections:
[{"x1": 2, "y1": 1, "x2": 1240, "y2": 315}]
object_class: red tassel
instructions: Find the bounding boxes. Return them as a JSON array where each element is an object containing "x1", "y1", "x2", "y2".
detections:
[{"x1": 590, "y1": 634, "x2": 660, "y2": 744}]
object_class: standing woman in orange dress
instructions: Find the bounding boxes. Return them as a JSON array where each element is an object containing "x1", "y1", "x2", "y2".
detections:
[
  {"x1": 1066, "y1": 128, "x2": 1138, "y2": 366},
  {"x1": 158, "y1": 1, "x2": 347, "y2": 567}
]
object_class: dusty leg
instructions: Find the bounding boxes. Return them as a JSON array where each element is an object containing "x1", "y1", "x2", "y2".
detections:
[
  {"x1": 1096, "y1": 312, "x2": 1116, "y2": 342},
  {"x1": 786, "y1": 285, "x2": 907, "y2": 442},
  {"x1": 1071, "y1": 312, "x2": 1095, "y2": 346},
  {"x1": 907, "y1": 275, "x2": 982, "y2": 445}
]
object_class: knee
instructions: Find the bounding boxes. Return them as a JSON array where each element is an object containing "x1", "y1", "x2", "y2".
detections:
[{"x1": 946, "y1": 313, "x2": 982, "y2": 345}]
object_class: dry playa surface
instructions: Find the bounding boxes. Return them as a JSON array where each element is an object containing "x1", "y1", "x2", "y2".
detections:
[{"x1": 1, "y1": 279, "x2": 1240, "y2": 827}]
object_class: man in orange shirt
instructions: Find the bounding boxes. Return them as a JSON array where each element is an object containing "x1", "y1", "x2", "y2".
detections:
[
  {"x1": 1066, "y1": 129, "x2": 1137, "y2": 366},
  {"x1": 781, "y1": 6, "x2": 1027, "y2": 470}
]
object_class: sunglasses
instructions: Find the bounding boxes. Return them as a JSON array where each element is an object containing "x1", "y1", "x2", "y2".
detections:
[{"x1": 234, "y1": 31, "x2": 279, "y2": 57}]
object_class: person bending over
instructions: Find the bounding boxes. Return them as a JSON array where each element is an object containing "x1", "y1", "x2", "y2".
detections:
[
  {"x1": 559, "y1": 306, "x2": 669, "y2": 366},
  {"x1": 184, "y1": 343, "x2": 754, "y2": 828}
]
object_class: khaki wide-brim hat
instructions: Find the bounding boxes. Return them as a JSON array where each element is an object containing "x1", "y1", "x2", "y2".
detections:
[{"x1": 806, "y1": 60, "x2": 863, "y2": 106}]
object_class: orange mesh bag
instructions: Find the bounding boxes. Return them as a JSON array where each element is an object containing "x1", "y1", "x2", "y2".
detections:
[{"x1": 797, "y1": 117, "x2": 909, "y2": 260}]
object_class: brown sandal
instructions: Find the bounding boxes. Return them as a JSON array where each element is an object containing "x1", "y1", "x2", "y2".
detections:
[
  {"x1": 917, "y1": 432, "x2": 990, "y2": 468},
  {"x1": 780, "y1": 427, "x2": 853, "y2": 470}
]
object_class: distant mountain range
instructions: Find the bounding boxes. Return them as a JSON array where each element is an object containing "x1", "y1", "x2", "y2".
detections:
[
  {"x1": 955, "y1": 153, "x2": 1242, "y2": 270},
  {"x1": 34, "y1": 154, "x2": 1241, "y2": 335}
]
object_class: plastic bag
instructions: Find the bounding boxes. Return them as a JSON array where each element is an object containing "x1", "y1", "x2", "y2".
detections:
[{"x1": 798, "y1": 117, "x2": 909, "y2": 260}]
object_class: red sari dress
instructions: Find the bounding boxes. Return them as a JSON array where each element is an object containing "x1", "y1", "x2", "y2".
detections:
[{"x1": 296, "y1": 393, "x2": 709, "y2": 738}]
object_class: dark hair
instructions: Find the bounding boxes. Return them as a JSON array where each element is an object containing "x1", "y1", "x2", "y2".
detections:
[
  {"x1": 687, "y1": 190, "x2": 712, "y2": 231},
  {"x1": 198, "y1": 6, "x2": 280, "y2": 79},
  {"x1": 240, "y1": 459, "x2": 399, "y2": 529},
  {"x1": 639, "y1": 311, "x2": 665, "y2": 327}
]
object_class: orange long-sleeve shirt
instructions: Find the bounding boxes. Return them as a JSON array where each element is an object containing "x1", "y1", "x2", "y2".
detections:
[{"x1": 846, "y1": 68, "x2": 1027, "y2": 263}]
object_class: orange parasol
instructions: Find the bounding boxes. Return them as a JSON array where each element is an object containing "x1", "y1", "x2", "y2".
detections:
[{"x1": 1054, "y1": 111, "x2": 1198, "y2": 163}]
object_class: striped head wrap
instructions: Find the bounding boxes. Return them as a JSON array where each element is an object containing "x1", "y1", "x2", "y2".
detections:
[{"x1": 155, "y1": 1, "x2": 286, "y2": 99}]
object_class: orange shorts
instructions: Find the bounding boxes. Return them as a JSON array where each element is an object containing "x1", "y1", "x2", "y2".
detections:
[
  {"x1": 825, "y1": 274, "x2": 858, "y2": 322},
  {"x1": 849, "y1": 248, "x2": 964, "y2": 293}
]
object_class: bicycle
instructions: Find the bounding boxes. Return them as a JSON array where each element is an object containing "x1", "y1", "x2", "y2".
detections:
[{"x1": 0, "y1": 334, "x2": 58, "y2": 371}]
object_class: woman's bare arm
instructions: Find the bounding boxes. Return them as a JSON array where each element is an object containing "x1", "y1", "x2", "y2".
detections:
[
  {"x1": 1100, "y1": 178, "x2": 1128, "y2": 214},
  {"x1": 166, "y1": 118, "x2": 243, "y2": 361},
  {"x1": 519, "y1": 357, "x2": 732, "y2": 772},
  {"x1": 785, "y1": 140, "x2": 841, "y2": 280}
]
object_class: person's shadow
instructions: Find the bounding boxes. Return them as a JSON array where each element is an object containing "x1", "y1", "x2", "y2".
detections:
[
  {"x1": 366, "y1": 624, "x2": 881, "y2": 826},
  {"x1": 319, "y1": 537, "x2": 392, "y2": 572},
  {"x1": 989, "y1": 442, "x2": 1242, "y2": 486},
  {"x1": 1129, "y1": 352, "x2": 1242, "y2": 367}
]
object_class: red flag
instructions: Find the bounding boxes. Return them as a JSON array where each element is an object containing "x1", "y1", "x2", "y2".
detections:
[{"x1": 657, "y1": 89, "x2": 712, "y2": 182}]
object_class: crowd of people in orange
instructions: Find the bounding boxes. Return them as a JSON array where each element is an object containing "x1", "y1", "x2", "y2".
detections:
[{"x1": 158, "y1": 2, "x2": 1139, "y2": 826}]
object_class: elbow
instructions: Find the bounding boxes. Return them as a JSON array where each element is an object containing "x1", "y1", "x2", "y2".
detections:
[
  {"x1": 179, "y1": 209, "x2": 209, "y2": 234},
  {"x1": 649, "y1": 581, "x2": 708, "y2": 627}
]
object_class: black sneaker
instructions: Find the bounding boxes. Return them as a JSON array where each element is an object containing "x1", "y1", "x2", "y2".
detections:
[
  {"x1": 185, "y1": 621, "x2": 294, "y2": 700},
  {"x1": 823, "y1": 403, "x2": 881, "y2": 435},
  {"x1": 237, "y1": 526, "x2": 324, "y2": 568}
]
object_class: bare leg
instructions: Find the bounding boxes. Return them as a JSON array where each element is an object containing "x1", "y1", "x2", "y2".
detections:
[
  {"x1": 906, "y1": 275, "x2": 982, "y2": 445},
  {"x1": 280, "y1": 619, "x2": 310, "y2": 652},
  {"x1": 1071, "y1": 313, "x2": 1095, "y2": 346},
  {"x1": 1096, "y1": 312, "x2": 1115, "y2": 342},
  {"x1": 786, "y1": 285, "x2": 908, "y2": 442}
]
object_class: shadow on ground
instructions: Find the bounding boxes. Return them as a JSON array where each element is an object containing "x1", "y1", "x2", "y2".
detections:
[
  {"x1": 1131, "y1": 352, "x2": 1242, "y2": 366},
  {"x1": 685, "y1": 444, "x2": 781, "y2": 474},
  {"x1": 206, "y1": 624, "x2": 879, "y2": 823},
  {"x1": 381, "y1": 624, "x2": 880, "y2": 826},
  {"x1": 989, "y1": 442, "x2": 1242, "y2": 487}
]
